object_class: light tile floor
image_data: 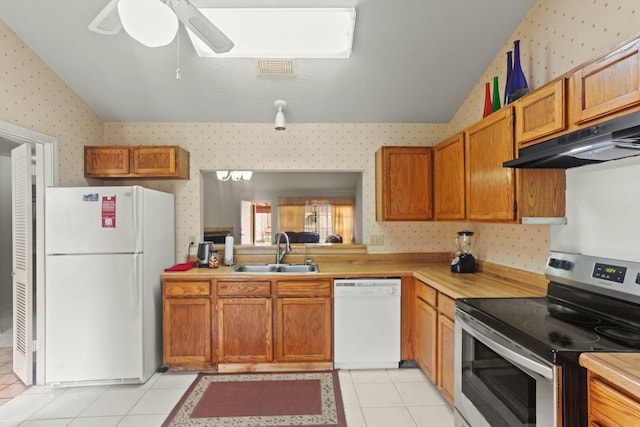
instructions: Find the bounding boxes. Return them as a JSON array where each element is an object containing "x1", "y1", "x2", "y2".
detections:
[{"x1": 0, "y1": 367, "x2": 454, "y2": 426}]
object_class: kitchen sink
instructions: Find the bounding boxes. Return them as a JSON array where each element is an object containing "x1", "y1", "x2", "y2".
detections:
[{"x1": 230, "y1": 263, "x2": 319, "y2": 273}]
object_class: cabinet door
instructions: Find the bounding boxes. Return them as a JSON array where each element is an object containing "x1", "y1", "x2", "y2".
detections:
[
  {"x1": 275, "y1": 298, "x2": 332, "y2": 362},
  {"x1": 437, "y1": 313, "x2": 455, "y2": 404},
  {"x1": 415, "y1": 297, "x2": 437, "y2": 382},
  {"x1": 131, "y1": 146, "x2": 180, "y2": 177},
  {"x1": 574, "y1": 38, "x2": 640, "y2": 125},
  {"x1": 84, "y1": 146, "x2": 130, "y2": 177},
  {"x1": 515, "y1": 78, "x2": 566, "y2": 147},
  {"x1": 163, "y1": 297, "x2": 212, "y2": 365},
  {"x1": 465, "y1": 107, "x2": 516, "y2": 221},
  {"x1": 376, "y1": 146, "x2": 433, "y2": 221},
  {"x1": 217, "y1": 298, "x2": 273, "y2": 363},
  {"x1": 434, "y1": 133, "x2": 465, "y2": 220}
]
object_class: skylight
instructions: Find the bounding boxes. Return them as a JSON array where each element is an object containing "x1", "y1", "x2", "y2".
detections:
[{"x1": 186, "y1": 8, "x2": 356, "y2": 58}]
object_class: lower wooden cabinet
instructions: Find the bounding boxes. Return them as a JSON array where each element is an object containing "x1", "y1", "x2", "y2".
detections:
[
  {"x1": 216, "y1": 280, "x2": 272, "y2": 363},
  {"x1": 437, "y1": 302, "x2": 455, "y2": 404},
  {"x1": 587, "y1": 371, "x2": 640, "y2": 426},
  {"x1": 162, "y1": 280, "x2": 213, "y2": 370},
  {"x1": 217, "y1": 298, "x2": 273, "y2": 363},
  {"x1": 164, "y1": 277, "x2": 333, "y2": 372},
  {"x1": 275, "y1": 280, "x2": 332, "y2": 363},
  {"x1": 414, "y1": 280, "x2": 455, "y2": 404},
  {"x1": 415, "y1": 283, "x2": 437, "y2": 381}
]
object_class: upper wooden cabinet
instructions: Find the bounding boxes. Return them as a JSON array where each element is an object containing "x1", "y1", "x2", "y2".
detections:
[
  {"x1": 85, "y1": 145, "x2": 189, "y2": 179},
  {"x1": 514, "y1": 78, "x2": 567, "y2": 148},
  {"x1": 573, "y1": 37, "x2": 640, "y2": 125},
  {"x1": 465, "y1": 107, "x2": 517, "y2": 222},
  {"x1": 433, "y1": 133, "x2": 465, "y2": 220},
  {"x1": 375, "y1": 146, "x2": 433, "y2": 221}
]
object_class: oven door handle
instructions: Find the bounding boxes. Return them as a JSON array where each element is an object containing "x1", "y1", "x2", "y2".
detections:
[{"x1": 456, "y1": 311, "x2": 555, "y2": 381}]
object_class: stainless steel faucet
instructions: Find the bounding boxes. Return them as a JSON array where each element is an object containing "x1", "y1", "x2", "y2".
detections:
[{"x1": 274, "y1": 232, "x2": 291, "y2": 264}]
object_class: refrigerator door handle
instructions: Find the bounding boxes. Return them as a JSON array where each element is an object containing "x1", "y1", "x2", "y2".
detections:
[
  {"x1": 134, "y1": 254, "x2": 142, "y2": 316},
  {"x1": 132, "y1": 187, "x2": 143, "y2": 252}
]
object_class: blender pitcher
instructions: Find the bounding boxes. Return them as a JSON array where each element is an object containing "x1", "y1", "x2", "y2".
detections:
[{"x1": 451, "y1": 231, "x2": 477, "y2": 273}]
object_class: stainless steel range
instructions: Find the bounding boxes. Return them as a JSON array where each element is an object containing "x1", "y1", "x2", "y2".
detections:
[{"x1": 454, "y1": 251, "x2": 640, "y2": 427}]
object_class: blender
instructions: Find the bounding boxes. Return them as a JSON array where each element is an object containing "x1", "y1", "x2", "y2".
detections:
[{"x1": 451, "y1": 231, "x2": 477, "y2": 273}]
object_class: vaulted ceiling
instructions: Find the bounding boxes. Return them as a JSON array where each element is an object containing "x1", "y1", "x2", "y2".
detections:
[{"x1": 0, "y1": 0, "x2": 536, "y2": 124}]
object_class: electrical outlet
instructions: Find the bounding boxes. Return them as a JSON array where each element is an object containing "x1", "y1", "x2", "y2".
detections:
[
  {"x1": 188, "y1": 235, "x2": 197, "y2": 245},
  {"x1": 368, "y1": 234, "x2": 384, "y2": 246}
]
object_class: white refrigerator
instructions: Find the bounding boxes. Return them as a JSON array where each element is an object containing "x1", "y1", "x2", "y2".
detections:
[{"x1": 44, "y1": 186, "x2": 174, "y2": 386}]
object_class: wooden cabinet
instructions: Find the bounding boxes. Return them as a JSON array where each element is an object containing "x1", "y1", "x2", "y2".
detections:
[
  {"x1": 275, "y1": 280, "x2": 332, "y2": 362},
  {"x1": 436, "y1": 294, "x2": 456, "y2": 404},
  {"x1": 433, "y1": 133, "x2": 465, "y2": 220},
  {"x1": 587, "y1": 371, "x2": 640, "y2": 426},
  {"x1": 415, "y1": 283, "x2": 437, "y2": 382},
  {"x1": 216, "y1": 280, "x2": 272, "y2": 363},
  {"x1": 514, "y1": 78, "x2": 567, "y2": 148},
  {"x1": 84, "y1": 145, "x2": 189, "y2": 179},
  {"x1": 573, "y1": 38, "x2": 640, "y2": 125},
  {"x1": 414, "y1": 280, "x2": 455, "y2": 404},
  {"x1": 463, "y1": 107, "x2": 566, "y2": 222},
  {"x1": 465, "y1": 107, "x2": 517, "y2": 221},
  {"x1": 215, "y1": 278, "x2": 333, "y2": 372},
  {"x1": 162, "y1": 280, "x2": 213, "y2": 370},
  {"x1": 375, "y1": 146, "x2": 433, "y2": 221}
]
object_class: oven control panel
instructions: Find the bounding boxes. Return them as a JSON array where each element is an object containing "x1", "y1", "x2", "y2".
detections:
[{"x1": 593, "y1": 263, "x2": 627, "y2": 283}]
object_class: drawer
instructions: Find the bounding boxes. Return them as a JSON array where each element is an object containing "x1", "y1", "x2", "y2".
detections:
[
  {"x1": 416, "y1": 281, "x2": 437, "y2": 307},
  {"x1": 217, "y1": 281, "x2": 271, "y2": 297},
  {"x1": 589, "y1": 373, "x2": 640, "y2": 425},
  {"x1": 276, "y1": 280, "x2": 332, "y2": 298},
  {"x1": 164, "y1": 281, "x2": 210, "y2": 297},
  {"x1": 438, "y1": 294, "x2": 456, "y2": 320}
]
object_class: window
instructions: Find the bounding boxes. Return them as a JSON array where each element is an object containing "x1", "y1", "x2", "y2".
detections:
[{"x1": 278, "y1": 197, "x2": 353, "y2": 243}]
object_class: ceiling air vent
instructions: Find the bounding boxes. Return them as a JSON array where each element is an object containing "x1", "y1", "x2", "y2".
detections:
[{"x1": 255, "y1": 59, "x2": 297, "y2": 77}]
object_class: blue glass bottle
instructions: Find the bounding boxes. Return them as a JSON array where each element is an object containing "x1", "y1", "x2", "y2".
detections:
[
  {"x1": 504, "y1": 50, "x2": 512, "y2": 105},
  {"x1": 506, "y1": 40, "x2": 529, "y2": 104}
]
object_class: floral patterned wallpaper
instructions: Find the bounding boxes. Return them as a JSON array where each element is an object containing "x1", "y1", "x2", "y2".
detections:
[{"x1": 2, "y1": 0, "x2": 639, "y2": 273}]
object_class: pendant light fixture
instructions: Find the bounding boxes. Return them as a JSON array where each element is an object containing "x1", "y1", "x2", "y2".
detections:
[{"x1": 274, "y1": 100, "x2": 287, "y2": 131}]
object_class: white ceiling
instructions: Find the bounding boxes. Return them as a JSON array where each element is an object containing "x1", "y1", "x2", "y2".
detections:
[{"x1": 0, "y1": 0, "x2": 536, "y2": 124}]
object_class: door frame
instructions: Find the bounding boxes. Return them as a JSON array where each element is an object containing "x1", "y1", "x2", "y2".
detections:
[{"x1": 1, "y1": 121, "x2": 58, "y2": 385}]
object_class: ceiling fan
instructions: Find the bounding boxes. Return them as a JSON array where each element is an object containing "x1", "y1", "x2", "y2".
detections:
[{"x1": 88, "y1": 0, "x2": 234, "y2": 53}]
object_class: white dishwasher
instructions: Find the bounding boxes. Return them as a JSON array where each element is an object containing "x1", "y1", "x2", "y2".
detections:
[{"x1": 333, "y1": 278, "x2": 401, "y2": 369}]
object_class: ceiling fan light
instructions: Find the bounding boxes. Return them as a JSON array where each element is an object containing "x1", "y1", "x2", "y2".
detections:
[{"x1": 118, "y1": 0, "x2": 178, "y2": 47}]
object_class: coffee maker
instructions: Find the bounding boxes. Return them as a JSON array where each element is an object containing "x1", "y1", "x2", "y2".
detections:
[
  {"x1": 197, "y1": 242, "x2": 214, "y2": 268},
  {"x1": 451, "y1": 231, "x2": 477, "y2": 273}
]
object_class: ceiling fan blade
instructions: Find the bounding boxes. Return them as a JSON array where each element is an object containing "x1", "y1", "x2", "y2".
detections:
[
  {"x1": 88, "y1": 0, "x2": 122, "y2": 35},
  {"x1": 168, "y1": 0, "x2": 234, "y2": 54}
]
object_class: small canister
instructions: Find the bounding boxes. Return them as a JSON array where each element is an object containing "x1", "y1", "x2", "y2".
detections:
[{"x1": 209, "y1": 249, "x2": 219, "y2": 268}]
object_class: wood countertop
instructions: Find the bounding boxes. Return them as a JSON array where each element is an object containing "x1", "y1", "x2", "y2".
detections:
[
  {"x1": 580, "y1": 353, "x2": 640, "y2": 399},
  {"x1": 162, "y1": 255, "x2": 547, "y2": 299}
]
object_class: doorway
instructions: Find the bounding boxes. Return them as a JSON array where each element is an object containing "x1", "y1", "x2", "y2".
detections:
[{"x1": 0, "y1": 121, "x2": 58, "y2": 386}]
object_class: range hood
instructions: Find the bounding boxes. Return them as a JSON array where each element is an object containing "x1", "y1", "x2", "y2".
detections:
[{"x1": 504, "y1": 109, "x2": 640, "y2": 169}]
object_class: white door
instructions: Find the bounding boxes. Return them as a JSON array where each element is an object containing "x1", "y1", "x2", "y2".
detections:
[
  {"x1": 240, "y1": 200, "x2": 252, "y2": 245},
  {"x1": 11, "y1": 144, "x2": 32, "y2": 385}
]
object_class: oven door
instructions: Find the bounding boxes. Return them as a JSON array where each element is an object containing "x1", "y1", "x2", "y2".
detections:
[{"x1": 455, "y1": 309, "x2": 559, "y2": 427}]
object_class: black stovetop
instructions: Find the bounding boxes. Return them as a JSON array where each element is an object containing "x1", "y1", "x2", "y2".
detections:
[{"x1": 457, "y1": 281, "x2": 640, "y2": 364}]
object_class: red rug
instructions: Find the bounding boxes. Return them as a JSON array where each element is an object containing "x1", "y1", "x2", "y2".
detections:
[{"x1": 162, "y1": 371, "x2": 347, "y2": 427}]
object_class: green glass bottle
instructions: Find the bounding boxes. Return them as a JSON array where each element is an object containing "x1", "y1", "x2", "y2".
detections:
[{"x1": 491, "y1": 76, "x2": 501, "y2": 112}]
